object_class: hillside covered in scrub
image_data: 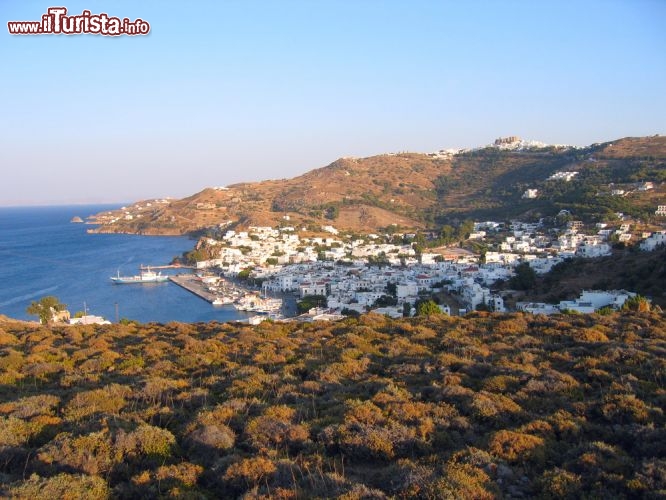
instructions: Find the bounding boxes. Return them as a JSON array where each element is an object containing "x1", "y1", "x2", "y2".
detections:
[
  {"x1": 89, "y1": 135, "x2": 666, "y2": 235},
  {"x1": 0, "y1": 311, "x2": 665, "y2": 498}
]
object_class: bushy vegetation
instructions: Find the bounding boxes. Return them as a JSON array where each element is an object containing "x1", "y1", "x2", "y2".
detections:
[
  {"x1": 25, "y1": 296, "x2": 67, "y2": 324},
  {"x1": 532, "y1": 247, "x2": 666, "y2": 308},
  {"x1": 0, "y1": 310, "x2": 664, "y2": 498}
]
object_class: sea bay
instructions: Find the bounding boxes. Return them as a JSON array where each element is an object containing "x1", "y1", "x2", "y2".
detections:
[{"x1": 0, "y1": 205, "x2": 250, "y2": 323}]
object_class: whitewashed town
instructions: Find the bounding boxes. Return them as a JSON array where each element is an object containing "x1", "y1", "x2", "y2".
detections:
[{"x1": 187, "y1": 215, "x2": 665, "y2": 322}]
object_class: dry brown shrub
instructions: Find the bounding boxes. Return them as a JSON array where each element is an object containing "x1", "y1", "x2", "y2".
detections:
[
  {"x1": 434, "y1": 461, "x2": 497, "y2": 499},
  {"x1": 0, "y1": 416, "x2": 33, "y2": 446},
  {"x1": 187, "y1": 423, "x2": 235, "y2": 452},
  {"x1": 228, "y1": 366, "x2": 274, "y2": 398},
  {"x1": 224, "y1": 456, "x2": 277, "y2": 490},
  {"x1": 547, "y1": 409, "x2": 582, "y2": 438},
  {"x1": 371, "y1": 384, "x2": 412, "y2": 405},
  {"x1": 155, "y1": 462, "x2": 204, "y2": 487},
  {"x1": 345, "y1": 400, "x2": 385, "y2": 426},
  {"x1": 411, "y1": 325, "x2": 438, "y2": 340},
  {"x1": 573, "y1": 441, "x2": 632, "y2": 477},
  {"x1": 519, "y1": 369, "x2": 580, "y2": 396},
  {"x1": 252, "y1": 344, "x2": 288, "y2": 366},
  {"x1": 492, "y1": 316, "x2": 529, "y2": 336},
  {"x1": 0, "y1": 394, "x2": 60, "y2": 419},
  {"x1": 22, "y1": 361, "x2": 63, "y2": 380},
  {"x1": 386, "y1": 337, "x2": 430, "y2": 358},
  {"x1": 64, "y1": 384, "x2": 130, "y2": 421},
  {"x1": 0, "y1": 329, "x2": 19, "y2": 346},
  {"x1": 519, "y1": 419, "x2": 554, "y2": 438},
  {"x1": 301, "y1": 380, "x2": 323, "y2": 394},
  {"x1": 470, "y1": 391, "x2": 522, "y2": 421},
  {"x1": 488, "y1": 430, "x2": 545, "y2": 464},
  {"x1": 196, "y1": 399, "x2": 251, "y2": 427},
  {"x1": 38, "y1": 430, "x2": 119, "y2": 475},
  {"x1": 128, "y1": 425, "x2": 177, "y2": 458},
  {"x1": 574, "y1": 327, "x2": 610, "y2": 343},
  {"x1": 482, "y1": 374, "x2": 520, "y2": 393},
  {"x1": 24, "y1": 329, "x2": 52, "y2": 344},
  {"x1": 8, "y1": 472, "x2": 109, "y2": 499},
  {"x1": 246, "y1": 405, "x2": 309, "y2": 453},
  {"x1": 601, "y1": 393, "x2": 651, "y2": 424},
  {"x1": 140, "y1": 376, "x2": 188, "y2": 404},
  {"x1": 0, "y1": 349, "x2": 24, "y2": 371},
  {"x1": 538, "y1": 467, "x2": 582, "y2": 499},
  {"x1": 318, "y1": 357, "x2": 370, "y2": 383}
]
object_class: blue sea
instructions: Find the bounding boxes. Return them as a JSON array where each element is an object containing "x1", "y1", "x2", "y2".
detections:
[{"x1": 0, "y1": 205, "x2": 250, "y2": 323}]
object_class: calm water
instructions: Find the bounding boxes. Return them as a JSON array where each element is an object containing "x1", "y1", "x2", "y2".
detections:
[{"x1": 0, "y1": 205, "x2": 250, "y2": 323}]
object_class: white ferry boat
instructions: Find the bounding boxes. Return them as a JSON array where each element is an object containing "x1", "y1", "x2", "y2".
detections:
[{"x1": 110, "y1": 267, "x2": 169, "y2": 284}]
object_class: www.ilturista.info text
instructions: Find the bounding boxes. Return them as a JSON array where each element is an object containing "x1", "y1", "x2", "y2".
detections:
[{"x1": 7, "y1": 7, "x2": 150, "y2": 36}]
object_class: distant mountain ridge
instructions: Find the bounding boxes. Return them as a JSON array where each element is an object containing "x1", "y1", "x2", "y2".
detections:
[{"x1": 89, "y1": 135, "x2": 666, "y2": 235}]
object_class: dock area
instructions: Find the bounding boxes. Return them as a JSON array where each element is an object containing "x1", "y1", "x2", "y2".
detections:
[
  {"x1": 169, "y1": 274, "x2": 217, "y2": 303},
  {"x1": 141, "y1": 264, "x2": 195, "y2": 270}
]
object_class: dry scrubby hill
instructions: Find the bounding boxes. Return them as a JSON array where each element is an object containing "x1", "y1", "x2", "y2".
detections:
[
  {"x1": 525, "y1": 247, "x2": 666, "y2": 308},
  {"x1": 91, "y1": 136, "x2": 666, "y2": 235},
  {"x1": 0, "y1": 311, "x2": 664, "y2": 498}
]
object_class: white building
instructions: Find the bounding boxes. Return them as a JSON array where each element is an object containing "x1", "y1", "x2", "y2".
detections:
[
  {"x1": 522, "y1": 189, "x2": 538, "y2": 199},
  {"x1": 559, "y1": 290, "x2": 635, "y2": 313},
  {"x1": 487, "y1": 295, "x2": 505, "y2": 312},
  {"x1": 300, "y1": 282, "x2": 327, "y2": 297},
  {"x1": 516, "y1": 302, "x2": 559, "y2": 315},
  {"x1": 396, "y1": 283, "x2": 418, "y2": 300},
  {"x1": 373, "y1": 306, "x2": 404, "y2": 318},
  {"x1": 577, "y1": 242, "x2": 611, "y2": 258},
  {"x1": 528, "y1": 256, "x2": 565, "y2": 274},
  {"x1": 69, "y1": 315, "x2": 111, "y2": 325},
  {"x1": 548, "y1": 171, "x2": 579, "y2": 182},
  {"x1": 415, "y1": 274, "x2": 434, "y2": 291},
  {"x1": 420, "y1": 253, "x2": 440, "y2": 264},
  {"x1": 355, "y1": 291, "x2": 385, "y2": 307},
  {"x1": 640, "y1": 231, "x2": 666, "y2": 251}
]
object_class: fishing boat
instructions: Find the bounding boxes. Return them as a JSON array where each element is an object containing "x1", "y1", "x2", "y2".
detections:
[{"x1": 110, "y1": 267, "x2": 169, "y2": 284}]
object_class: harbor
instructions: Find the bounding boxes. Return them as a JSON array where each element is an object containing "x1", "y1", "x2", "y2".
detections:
[
  {"x1": 168, "y1": 273, "x2": 296, "y2": 318},
  {"x1": 168, "y1": 274, "x2": 219, "y2": 303}
]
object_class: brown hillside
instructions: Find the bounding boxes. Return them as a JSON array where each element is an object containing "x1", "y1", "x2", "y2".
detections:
[
  {"x1": 90, "y1": 152, "x2": 452, "y2": 234},
  {"x1": 89, "y1": 136, "x2": 666, "y2": 235},
  {"x1": 595, "y1": 135, "x2": 666, "y2": 159}
]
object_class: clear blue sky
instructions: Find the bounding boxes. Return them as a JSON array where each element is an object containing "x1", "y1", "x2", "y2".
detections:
[{"x1": 1, "y1": 0, "x2": 664, "y2": 205}]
